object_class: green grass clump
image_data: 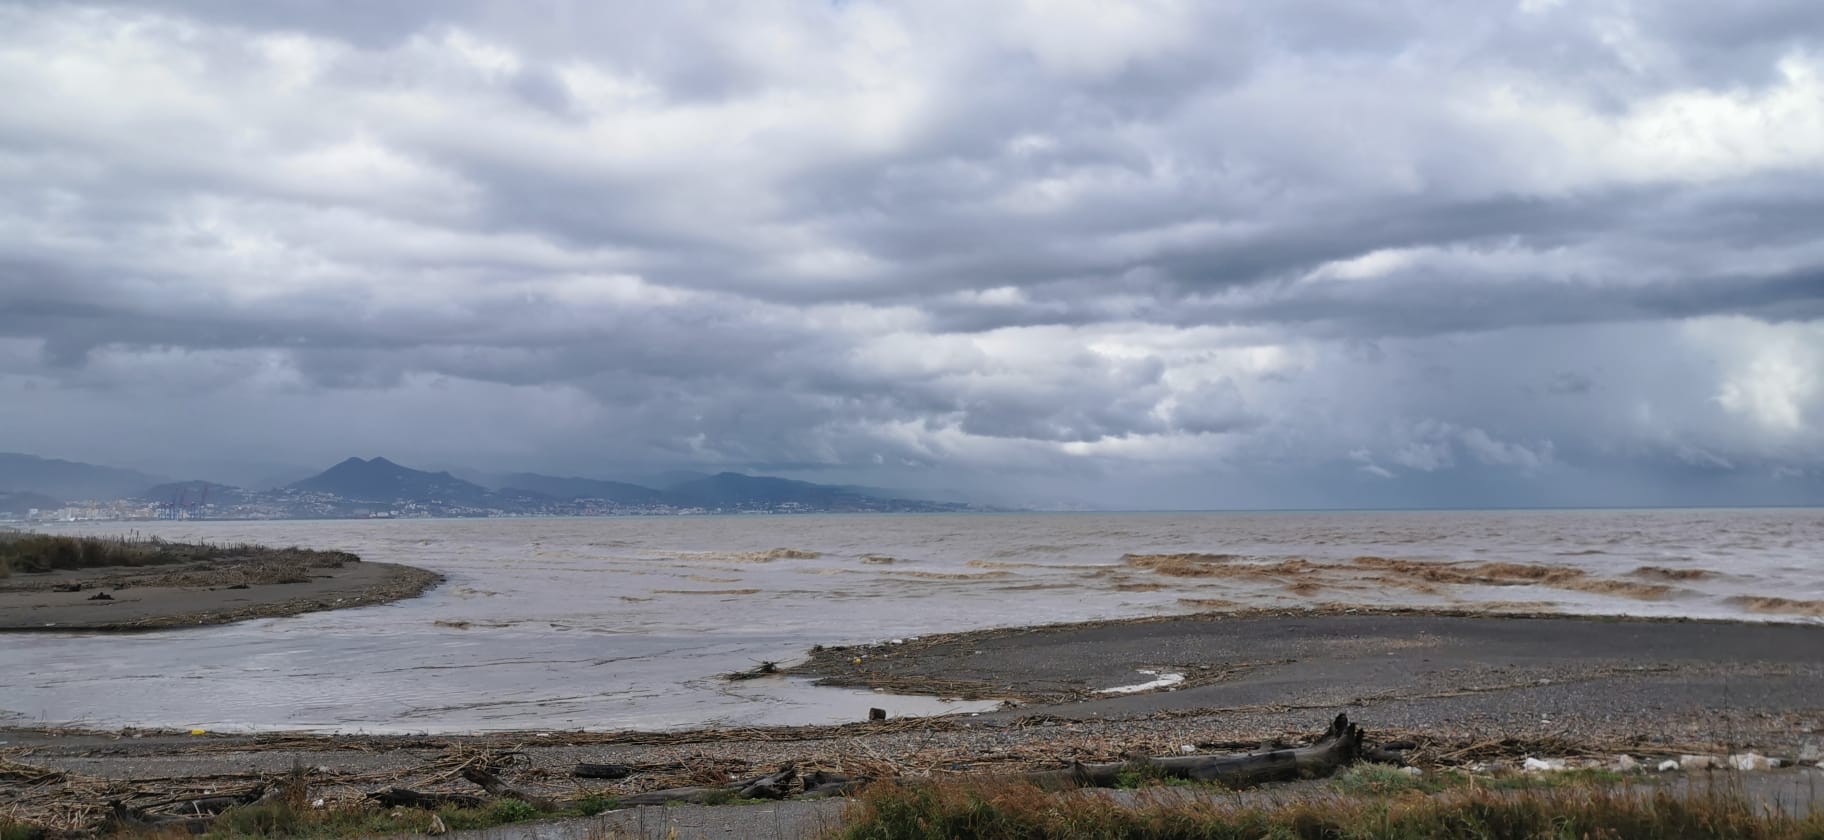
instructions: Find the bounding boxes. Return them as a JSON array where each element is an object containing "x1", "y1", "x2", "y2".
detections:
[
  {"x1": 1115, "y1": 765, "x2": 1198, "y2": 789},
  {"x1": 181, "y1": 793, "x2": 616, "y2": 838},
  {"x1": 572, "y1": 793, "x2": 621, "y2": 816},
  {"x1": 1, "y1": 820, "x2": 44, "y2": 840},
  {"x1": 838, "y1": 776, "x2": 1824, "y2": 840}
]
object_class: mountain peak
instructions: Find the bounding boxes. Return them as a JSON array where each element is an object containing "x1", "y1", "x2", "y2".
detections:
[{"x1": 290, "y1": 456, "x2": 492, "y2": 504}]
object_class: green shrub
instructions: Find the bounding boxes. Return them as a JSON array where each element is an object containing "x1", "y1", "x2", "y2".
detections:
[
  {"x1": 488, "y1": 798, "x2": 540, "y2": 823},
  {"x1": 572, "y1": 794, "x2": 621, "y2": 816}
]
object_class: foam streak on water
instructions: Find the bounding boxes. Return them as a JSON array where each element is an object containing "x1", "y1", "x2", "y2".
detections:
[{"x1": 1, "y1": 510, "x2": 1818, "y2": 733}]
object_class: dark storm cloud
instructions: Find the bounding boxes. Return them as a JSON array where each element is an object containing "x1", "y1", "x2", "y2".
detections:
[{"x1": 1, "y1": 0, "x2": 1821, "y2": 507}]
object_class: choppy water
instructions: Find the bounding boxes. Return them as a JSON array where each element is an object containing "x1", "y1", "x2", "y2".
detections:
[{"x1": 1, "y1": 510, "x2": 1819, "y2": 733}]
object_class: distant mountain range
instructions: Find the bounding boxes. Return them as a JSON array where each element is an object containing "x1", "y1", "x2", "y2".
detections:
[
  {"x1": 493, "y1": 472, "x2": 663, "y2": 504},
  {"x1": 292, "y1": 457, "x2": 498, "y2": 505},
  {"x1": 0, "y1": 453, "x2": 166, "y2": 501},
  {"x1": 0, "y1": 452, "x2": 980, "y2": 518}
]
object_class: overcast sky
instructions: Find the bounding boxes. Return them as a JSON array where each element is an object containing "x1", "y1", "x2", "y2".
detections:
[{"x1": 2, "y1": 0, "x2": 1822, "y2": 508}]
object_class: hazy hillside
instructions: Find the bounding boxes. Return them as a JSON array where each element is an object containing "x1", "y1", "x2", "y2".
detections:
[
  {"x1": 0, "y1": 453, "x2": 166, "y2": 501},
  {"x1": 497, "y1": 473, "x2": 663, "y2": 504},
  {"x1": 289, "y1": 457, "x2": 496, "y2": 504}
]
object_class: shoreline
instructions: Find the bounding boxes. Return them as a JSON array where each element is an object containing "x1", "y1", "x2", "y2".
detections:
[
  {"x1": 4, "y1": 608, "x2": 1818, "y2": 743},
  {"x1": 4, "y1": 609, "x2": 1821, "y2": 834}
]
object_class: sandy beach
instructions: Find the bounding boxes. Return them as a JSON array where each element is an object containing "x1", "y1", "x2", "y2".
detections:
[{"x1": 0, "y1": 553, "x2": 443, "y2": 632}]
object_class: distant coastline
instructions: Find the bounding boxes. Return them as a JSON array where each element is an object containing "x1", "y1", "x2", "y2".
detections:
[{"x1": 2, "y1": 453, "x2": 988, "y2": 524}]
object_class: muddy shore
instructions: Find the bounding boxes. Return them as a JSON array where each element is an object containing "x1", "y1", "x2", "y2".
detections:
[
  {"x1": 0, "y1": 555, "x2": 443, "y2": 632},
  {"x1": 3, "y1": 611, "x2": 1821, "y2": 834}
]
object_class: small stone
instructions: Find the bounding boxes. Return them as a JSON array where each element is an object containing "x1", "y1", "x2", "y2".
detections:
[
  {"x1": 1180, "y1": 745, "x2": 1196, "y2": 754},
  {"x1": 1400, "y1": 767, "x2": 1424, "y2": 777},
  {"x1": 1798, "y1": 740, "x2": 1822, "y2": 764},
  {"x1": 1681, "y1": 755, "x2": 1721, "y2": 770},
  {"x1": 1612, "y1": 755, "x2": 1640, "y2": 772},
  {"x1": 1728, "y1": 753, "x2": 1773, "y2": 771},
  {"x1": 1657, "y1": 760, "x2": 1681, "y2": 772},
  {"x1": 1523, "y1": 757, "x2": 1567, "y2": 772}
]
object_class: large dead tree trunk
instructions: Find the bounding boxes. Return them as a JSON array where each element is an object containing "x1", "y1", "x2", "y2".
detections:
[{"x1": 1028, "y1": 713, "x2": 1367, "y2": 790}]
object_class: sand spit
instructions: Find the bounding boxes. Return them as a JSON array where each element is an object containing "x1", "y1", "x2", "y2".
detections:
[
  {"x1": 0, "y1": 558, "x2": 441, "y2": 632},
  {"x1": 792, "y1": 610, "x2": 1824, "y2": 728}
]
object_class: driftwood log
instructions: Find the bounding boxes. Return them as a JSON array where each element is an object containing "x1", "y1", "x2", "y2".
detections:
[
  {"x1": 461, "y1": 766, "x2": 557, "y2": 811},
  {"x1": 573, "y1": 762, "x2": 635, "y2": 780},
  {"x1": 801, "y1": 769, "x2": 868, "y2": 799},
  {"x1": 617, "y1": 766, "x2": 800, "y2": 806},
  {"x1": 1028, "y1": 713, "x2": 1368, "y2": 790}
]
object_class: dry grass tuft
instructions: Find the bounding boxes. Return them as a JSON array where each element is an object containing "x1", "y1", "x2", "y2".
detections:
[{"x1": 837, "y1": 774, "x2": 1824, "y2": 840}]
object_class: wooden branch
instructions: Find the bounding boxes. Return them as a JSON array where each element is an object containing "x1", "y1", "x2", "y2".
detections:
[
  {"x1": 1029, "y1": 713, "x2": 1368, "y2": 790},
  {"x1": 460, "y1": 766, "x2": 557, "y2": 811},
  {"x1": 572, "y1": 762, "x2": 634, "y2": 779},
  {"x1": 618, "y1": 766, "x2": 799, "y2": 806},
  {"x1": 800, "y1": 770, "x2": 866, "y2": 799},
  {"x1": 142, "y1": 784, "x2": 268, "y2": 816},
  {"x1": 106, "y1": 800, "x2": 215, "y2": 835},
  {"x1": 366, "y1": 788, "x2": 485, "y2": 810}
]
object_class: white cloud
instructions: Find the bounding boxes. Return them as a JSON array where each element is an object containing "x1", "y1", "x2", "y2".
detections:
[{"x1": 0, "y1": 1, "x2": 1821, "y2": 507}]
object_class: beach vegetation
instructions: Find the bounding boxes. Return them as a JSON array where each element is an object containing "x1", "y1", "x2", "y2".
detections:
[
  {"x1": 0, "y1": 533, "x2": 357, "y2": 577},
  {"x1": 836, "y1": 775, "x2": 1824, "y2": 840},
  {"x1": 1115, "y1": 765, "x2": 1197, "y2": 789},
  {"x1": 1, "y1": 819, "x2": 44, "y2": 840},
  {"x1": 140, "y1": 793, "x2": 625, "y2": 838}
]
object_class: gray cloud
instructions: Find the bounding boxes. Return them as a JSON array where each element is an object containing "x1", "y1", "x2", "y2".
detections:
[{"x1": 1, "y1": 0, "x2": 1822, "y2": 508}]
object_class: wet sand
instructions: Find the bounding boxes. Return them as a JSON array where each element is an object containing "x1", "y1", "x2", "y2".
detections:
[
  {"x1": 0, "y1": 557, "x2": 443, "y2": 632},
  {"x1": 796, "y1": 611, "x2": 1824, "y2": 741}
]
